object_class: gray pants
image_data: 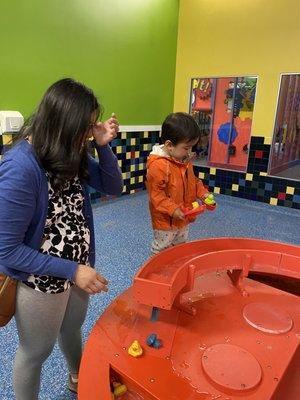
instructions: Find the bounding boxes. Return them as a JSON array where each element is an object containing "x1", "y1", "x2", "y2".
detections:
[
  {"x1": 151, "y1": 226, "x2": 189, "y2": 254},
  {"x1": 13, "y1": 282, "x2": 89, "y2": 400}
]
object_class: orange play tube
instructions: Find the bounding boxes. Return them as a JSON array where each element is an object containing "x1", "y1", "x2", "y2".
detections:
[{"x1": 79, "y1": 238, "x2": 300, "y2": 400}]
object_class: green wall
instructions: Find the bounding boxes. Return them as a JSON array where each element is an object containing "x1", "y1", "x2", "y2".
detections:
[{"x1": 0, "y1": 0, "x2": 179, "y2": 124}]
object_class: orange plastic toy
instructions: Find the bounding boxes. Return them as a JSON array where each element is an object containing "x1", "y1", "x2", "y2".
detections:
[
  {"x1": 181, "y1": 203, "x2": 206, "y2": 218},
  {"x1": 78, "y1": 238, "x2": 300, "y2": 400},
  {"x1": 182, "y1": 196, "x2": 216, "y2": 218}
]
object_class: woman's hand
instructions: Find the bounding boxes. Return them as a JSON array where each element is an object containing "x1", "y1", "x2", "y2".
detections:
[
  {"x1": 74, "y1": 264, "x2": 108, "y2": 295},
  {"x1": 93, "y1": 113, "x2": 119, "y2": 146}
]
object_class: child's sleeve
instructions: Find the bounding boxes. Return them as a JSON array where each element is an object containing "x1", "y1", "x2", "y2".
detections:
[{"x1": 147, "y1": 162, "x2": 179, "y2": 217}]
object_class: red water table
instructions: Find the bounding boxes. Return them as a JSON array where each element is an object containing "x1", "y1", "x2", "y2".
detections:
[{"x1": 78, "y1": 238, "x2": 300, "y2": 400}]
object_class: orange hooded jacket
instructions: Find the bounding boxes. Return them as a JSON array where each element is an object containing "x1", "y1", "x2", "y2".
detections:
[{"x1": 146, "y1": 145, "x2": 208, "y2": 230}]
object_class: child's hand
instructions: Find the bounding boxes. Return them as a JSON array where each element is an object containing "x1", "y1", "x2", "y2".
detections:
[
  {"x1": 93, "y1": 113, "x2": 119, "y2": 146},
  {"x1": 172, "y1": 207, "x2": 186, "y2": 220}
]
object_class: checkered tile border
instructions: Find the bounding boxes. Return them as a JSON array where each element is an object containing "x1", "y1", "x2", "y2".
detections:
[
  {"x1": 194, "y1": 136, "x2": 300, "y2": 209},
  {"x1": 85, "y1": 130, "x2": 160, "y2": 201},
  {"x1": 1, "y1": 132, "x2": 299, "y2": 209}
]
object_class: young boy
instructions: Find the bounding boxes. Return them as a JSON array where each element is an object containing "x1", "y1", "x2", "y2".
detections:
[{"x1": 146, "y1": 112, "x2": 209, "y2": 254}]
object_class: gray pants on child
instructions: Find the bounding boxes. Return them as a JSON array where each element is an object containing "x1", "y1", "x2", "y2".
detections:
[
  {"x1": 13, "y1": 282, "x2": 89, "y2": 400},
  {"x1": 151, "y1": 226, "x2": 189, "y2": 254}
]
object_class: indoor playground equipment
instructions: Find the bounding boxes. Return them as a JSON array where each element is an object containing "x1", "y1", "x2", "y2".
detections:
[
  {"x1": 190, "y1": 77, "x2": 257, "y2": 171},
  {"x1": 78, "y1": 238, "x2": 300, "y2": 400}
]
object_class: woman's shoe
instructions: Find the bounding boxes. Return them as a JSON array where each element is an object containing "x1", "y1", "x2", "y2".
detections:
[{"x1": 68, "y1": 373, "x2": 78, "y2": 393}]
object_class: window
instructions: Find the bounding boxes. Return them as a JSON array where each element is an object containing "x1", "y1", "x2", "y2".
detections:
[{"x1": 268, "y1": 74, "x2": 300, "y2": 181}]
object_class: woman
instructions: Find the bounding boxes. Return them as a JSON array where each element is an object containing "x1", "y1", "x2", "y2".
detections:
[{"x1": 0, "y1": 78, "x2": 123, "y2": 399}]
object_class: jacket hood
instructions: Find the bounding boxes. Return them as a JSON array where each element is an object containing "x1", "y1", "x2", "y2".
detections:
[{"x1": 147, "y1": 144, "x2": 191, "y2": 168}]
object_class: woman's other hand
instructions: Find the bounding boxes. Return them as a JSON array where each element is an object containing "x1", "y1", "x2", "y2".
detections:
[{"x1": 74, "y1": 264, "x2": 108, "y2": 295}]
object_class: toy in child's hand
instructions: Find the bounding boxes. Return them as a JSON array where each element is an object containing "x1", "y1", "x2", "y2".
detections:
[
  {"x1": 181, "y1": 201, "x2": 205, "y2": 218},
  {"x1": 203, "y1": 193, "x2": 216, "y2": 211},
  {"x1": 205, "y1": 193, "x2": 215, "y2": 205}
]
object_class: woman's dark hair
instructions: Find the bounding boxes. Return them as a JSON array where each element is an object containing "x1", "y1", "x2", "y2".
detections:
[
  {"x1": 19, "y1": 78, "x2": 101, "y2": 191},
  {"x1": 160, "y1": 112, "x2": 201, "y2": 145}
]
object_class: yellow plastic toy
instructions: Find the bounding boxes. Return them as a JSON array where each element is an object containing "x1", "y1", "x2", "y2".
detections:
[
  {"x1": 128, "y1": 340, "x2": 143, "y2": 357},
  {"x1": 113, "y1": 382, "x2": 128, "y2": 397},
  {"x1": 192, "y1": 201, "x2": 199, "y2": 209},
  {"x1": 204, "y1": 193, "x2": 216, "y2": 205}
]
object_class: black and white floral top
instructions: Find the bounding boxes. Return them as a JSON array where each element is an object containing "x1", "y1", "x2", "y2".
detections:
[{"x1": 24, "y1": 174, "x2": 90, "y2": 294}]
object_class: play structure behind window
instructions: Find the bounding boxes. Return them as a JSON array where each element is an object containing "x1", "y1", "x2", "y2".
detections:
[
  {"x1": 268, "y1": 74, "x2": 300, "y2": 180},
  {"x1": 190, "y1": 76, "x2": 257, "y2": 171}
]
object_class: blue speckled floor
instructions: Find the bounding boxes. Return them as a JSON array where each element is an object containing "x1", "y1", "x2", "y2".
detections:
[{"x1": 0, "y1": 193, "x2": 299, "y2": 399}]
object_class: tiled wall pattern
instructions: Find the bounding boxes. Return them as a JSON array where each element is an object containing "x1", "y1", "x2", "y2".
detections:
[
  {"x1": 195, "y1": 136, "x2": 299, "y2": 209},
  {"x1": 89, "y1": 130, "x2": 160, "y2": 201},
  {"x1": 92, "y1": 133, "x2": 300, "y2": 209},
  {"x1": 1, "y1": 132, "x2": 299, "y2": 209}
]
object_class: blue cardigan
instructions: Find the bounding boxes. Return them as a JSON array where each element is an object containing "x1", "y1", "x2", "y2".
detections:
[{"x1": 0, "y1": 140, "x2": 123, "y2": 281}]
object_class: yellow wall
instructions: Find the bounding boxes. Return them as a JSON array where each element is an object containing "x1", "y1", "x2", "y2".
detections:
[{"x1": 174, "y1": 0, "x2": 300, "y2": 138}]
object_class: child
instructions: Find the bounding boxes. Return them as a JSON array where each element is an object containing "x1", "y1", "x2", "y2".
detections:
[{"x1": 146, "y1": 112, "x2": 210, "y2": 254}]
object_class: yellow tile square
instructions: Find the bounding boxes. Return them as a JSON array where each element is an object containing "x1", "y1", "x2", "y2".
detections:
[
  {"x1": 130, "y1": 189, "x2": 135, "y2": 194},
  {"x1": 214, "y1": 187, "x2": 220, "y2": 194},
  {"x1": 138, "y1": 175, "x2": 144, "y2": 183},
  {"x1": 126, "y1": 152, "x2": 131, "y2": 159},
  {"x1": 259, "y1": 172, "x2": 267, "y2": 176},
  {"x1": 199, "y1": 172, "x2": 205, "y2": 179},
  {"x1": 3, "y1": 134, "x2": 12, "y2": 145},
  {"x1": 130, "y1": 177, "x2": 135, "y2": 184},
  {"x1": 118, "y1": 160, "x2": 122, "y2": 167},
  {"x1": 246, "y1": 173, "x2": 253, "y2": 181},
  {"x1": 144, "y1": 131, "x2": 149, "y2": 138},
  {"x1": 286, "y1": 186, "x2": 295, "y2": 195},
  {"x1": 121, "y1": 132, "x2": 127, "y2": 139},
  {"x1": 139, "y1": 163, "x2": 144, "y2": 170},
  {"x1": 270, "y1": 197, "x2": 278, "y2": 206},
  {"x1": 264, "y1": 137, "x2": 272, "y2": 145},
  {"x1": 130, "y1": 165, "x2": 135, "y2": 172},
  {"x1": 131, "y1": 138, "x2": 136, "y2": 146},
  {"x1": 210, "y1": 168, "x2": 216, "y2": 175},
  {"x1": 232, "y1": 184, "x2": 239, "y2": 191},
  {"x1": 116, "y1": 146, "x2": 122, "y2": 154}
]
